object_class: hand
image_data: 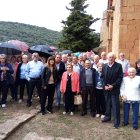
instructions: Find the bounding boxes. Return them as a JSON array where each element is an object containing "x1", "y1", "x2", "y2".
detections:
[
  {"x1": 4, "y1": 67, "x2": 9, "y2": 71},
  {"x1": 61, "y1": 90, "x2": 64, "y2": 94},
  {"x1": 105, "y1": 86, "x2": 109, "y2": 91},
  {"x1": 107, "y1": 85, "x2": 113, "y2": 91},
  {"x1": 122, "y1": 94, "x2": 127, "y2": 102}
]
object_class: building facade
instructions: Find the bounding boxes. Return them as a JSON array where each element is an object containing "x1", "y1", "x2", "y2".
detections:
[{"x1": 100, "y1": 0, "x2": 140, "y2": 65}]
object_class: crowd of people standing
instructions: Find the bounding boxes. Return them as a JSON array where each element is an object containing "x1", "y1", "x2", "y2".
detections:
[{"x1": 0, "y1": 51, "x2": 140, "y2": 130}]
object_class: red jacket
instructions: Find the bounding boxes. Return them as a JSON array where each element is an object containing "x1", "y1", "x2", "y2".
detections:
[{"x1": 60, "y1": 71, "x2": 80, "y2": 93}]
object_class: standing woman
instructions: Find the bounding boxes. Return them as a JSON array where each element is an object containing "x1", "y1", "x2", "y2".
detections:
[
  {"x1": 0, "y1": 54, "x2": 14, "y2": 107},
  {"x1": 41, "y1": 56, "x2": 57, "y2": 115},
  {"x1": 120, "y1": 67, "x2": 140, "y2": 130},
  {"x1": 60, "y1": 63, "x2": 80, "y2": 115},
  {"x1": 95, "y1": 62, "x2": 106, "y2": 119},
  {"x1": 16, "y1": 55, "x2": 29, "y2": 103}
]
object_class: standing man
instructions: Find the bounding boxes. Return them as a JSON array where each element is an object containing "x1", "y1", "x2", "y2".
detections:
[
  {"x1": 102, "y1": 52, "x2": 123, "y2": 129},
  {"x1": 26, "y1": 53, "x2": 44, "y2": 107},
  {"x1": 117, "y1": 52, "x2": 130, "y2": 76},
  {"x1": 72, "y1": 56, "x2": 83, "y2": 75},
  {"x1": 99, "y1": 52, "x2": 108, "y2": 64},
  {"x1": 80, "y1": 60, "x2": 96, "y2": 117},
  {"x1": 0, "y1": 54, "x2": 14, "y2": 107},
  {"x1": 55, "y1": 54, "x2": 65, "y2": 109}
]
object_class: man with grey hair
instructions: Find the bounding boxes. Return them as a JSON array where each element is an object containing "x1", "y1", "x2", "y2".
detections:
[
  {"x1": 102, "y1": 52, "x2": 123, "y2": 129},
  {"x1": 80, "y1": 59, "x2": 96, "y2": 117},
  {"x1": 117, "y1": 52, "x2": 130, "y2": 76},
  {"x1": 99, "y1": 51, "x2": 108, "y2": 64},
  {"x1": 26, "y1": 53, "x2": 44, "y2": 107},
  {"x1": 0, "y1": 54, "x2": 14, "y2": 107}
]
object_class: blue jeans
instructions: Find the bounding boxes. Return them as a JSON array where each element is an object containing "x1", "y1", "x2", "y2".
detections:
[
  {"x1": 123, "y1": 102, "x2": 139, "y2": 128},
  {"x1": 55, "y1": 81, "x2": 61, "y2": 106}
]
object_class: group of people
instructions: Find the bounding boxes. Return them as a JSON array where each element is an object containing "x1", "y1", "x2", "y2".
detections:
[{"x1": 0, "y1": 51, "x2": 140, "y2": 130}]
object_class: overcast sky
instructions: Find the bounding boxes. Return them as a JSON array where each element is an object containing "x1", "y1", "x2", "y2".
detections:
[{"x1": 0, "y1": 0, "x2": 107, "y2": 32}]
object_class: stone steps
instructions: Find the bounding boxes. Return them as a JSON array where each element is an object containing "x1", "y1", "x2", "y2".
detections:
[{"x1": 0, "y1": 109, "x2": 38, "y2": 140}]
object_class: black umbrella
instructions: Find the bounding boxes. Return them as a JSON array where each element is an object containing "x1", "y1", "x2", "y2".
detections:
[
  {"x1": 28, "y1": 45, "x2": 53, "y2": 57},
  {"x1": 0, "y1": 42, "x2": 21, "y2": 55}
]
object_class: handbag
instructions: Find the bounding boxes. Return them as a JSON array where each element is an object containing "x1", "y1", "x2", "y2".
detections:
[{"x1": 74, "y1": 94, "x2": 82, "y2": 105}]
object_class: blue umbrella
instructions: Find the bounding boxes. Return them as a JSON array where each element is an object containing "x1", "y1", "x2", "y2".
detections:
[{"x1": 0, "y1": 42, "x2": 21, "y2": 55}]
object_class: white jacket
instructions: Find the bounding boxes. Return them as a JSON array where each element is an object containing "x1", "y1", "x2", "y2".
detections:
[{"x1": 120, "y1": 76, "x2": 140, "y2": 101}]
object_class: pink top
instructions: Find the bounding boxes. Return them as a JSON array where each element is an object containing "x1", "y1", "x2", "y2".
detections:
[{"x1": 60, "y1": 71, "x2": 80, "y2": 93}]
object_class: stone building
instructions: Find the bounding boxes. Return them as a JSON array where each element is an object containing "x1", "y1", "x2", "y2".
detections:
[{"x1": 100, "y1": 0, "x2": 140, "y2": 65}]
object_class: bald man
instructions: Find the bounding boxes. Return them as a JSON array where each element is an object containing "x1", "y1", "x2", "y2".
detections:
[
  {"x1": 102, "y1": 52, "x2": 123, "y2": 129},
  {"x1": 117, "y1": 52, "x2": 130, "y2": 76}
]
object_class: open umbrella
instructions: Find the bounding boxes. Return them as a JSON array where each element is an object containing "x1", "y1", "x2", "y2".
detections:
[
  {"x1": 49, "y1": 46, "x2": 58, "y2": 52},
  {"x1": 28, "y1": 45, "x2": 53, "y2": 57},
  {"x1": 61, "y1": 50, "x2": 72, "y2": 55},
  {"x1": 0, "y1": 42, "x2": 21, "y2": 55},
  {"x1": 8, "y1": 40, "x2": 29, "y2": 52}
]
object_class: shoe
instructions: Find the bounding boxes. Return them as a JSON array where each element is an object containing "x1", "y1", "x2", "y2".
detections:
[
  {"x1": 122, "y1": 122, "x2": 129, "y2": 126},
  {"x1": 47, "y1": 110, "x2": 53, "y2": 114},
  {"x1": 1, "y1": 104, "x2": 6, "y2": 108},
  {"x1": 114, "y1": 126, "x2": 119, "y2": 129},
  {"x1": 96, "y1": 114, "x2": 100, "y2": 118},
  {"x1": 18, "y1": 99, "x2": 23, "y2": 103},
  {"x1": 101, "y1": 115, "x2": 105, "y2": 119},
  {"x1": 63, "y1": 111, "x2": 67, "y2": 115},
  {"x1": 133, "y1": 127, "x2": 138, "y2": 130},
  {"x1": 102, "y1": 118, "x2": 111, "y2": 123},
  {"x1": 42, "y1": 112, "x2": 46, "y2": 115},
  {"x1": 81, "y1": 112, "x2": 87, "y2": 116},
  {"x1": 70, "y1": 112, "x2": 74, "y2": 116}
]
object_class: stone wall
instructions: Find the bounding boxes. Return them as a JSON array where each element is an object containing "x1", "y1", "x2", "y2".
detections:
[
  {"x1": 100, "y1": 11, "x2": 109, "y2": 52},
  {"x1": 112, "y1": 0, "x2": 121, "y2": 57},
  {"x1": 119, "y1": 0, "x2": 140, "y2": 65},
  {"x1": 100, "y1": 0, "x2": 140, "y2": 66}
]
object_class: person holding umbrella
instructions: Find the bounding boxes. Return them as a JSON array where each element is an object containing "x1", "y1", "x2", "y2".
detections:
[
  {"x1": 0, "y1": 54, "x2": 14, "y2": 107},
  {"x1": 25, "y1": 53, "x2": 44, "y2": 107}
]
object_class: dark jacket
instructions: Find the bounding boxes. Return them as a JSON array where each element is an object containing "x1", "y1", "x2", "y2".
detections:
[
  {"x1": 16, "y1": 62, "x2": 22, "y2": 82},
  {"x1": 0, "y1": 63, "x2": 14, "y2": 82},
  {"x1": 80, "y1": 67, "x2": 96, "y2": 91},
  {"x1": 42, "y1": 66, "x2": 57, "y2": 87},
  {"x1": 56, "y1": 61, "x2": 65, "y2": 82},
  {"x1": 102, "y1": 62, "x2": 123, "y2": 95},
  {"x1": 95, "y1": 71, "x2": 104, "y2": 88}
]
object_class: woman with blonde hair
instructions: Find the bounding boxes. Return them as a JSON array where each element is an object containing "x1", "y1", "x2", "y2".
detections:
[
  {"x1": 41, "y1": 56, "x2": 57, "y2": 115},
  {"x1": 120, "y1": 67, "x2": 140, "y2": 130},
  {"x1": 60, "y1": 63, "x2": 80, "y2": 115}
]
